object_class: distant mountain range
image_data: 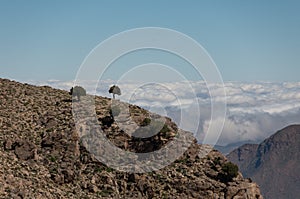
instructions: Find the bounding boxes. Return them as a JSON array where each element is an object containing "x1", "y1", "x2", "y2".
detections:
[
  {"x1": 227, "y1": 125, "x2": 300, "y2": 199},
  {"x1": 215, "y1": 140, "x2": 260, "y2": 155}
]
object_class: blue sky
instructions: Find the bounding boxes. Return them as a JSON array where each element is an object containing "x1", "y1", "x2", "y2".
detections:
[{"x1": 1, "y1": 0, "x2": 300, "y2": 82}]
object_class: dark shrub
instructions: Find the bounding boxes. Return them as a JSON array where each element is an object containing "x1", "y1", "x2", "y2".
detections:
[
  {"x1": 99, "y1": 116, "x2": 114, "y2": 127},
  {"x1": 132, "y1": 120, "x2": 170, "y2": 138},
  {"x1": 218, "y1": 162, "x2": 239, "y2": 182},
  {"x1": 159, "y1": 124, "x2": 170, "y2": 134},
  {"x1": 69, "y1": 86, "x2": 86, "y2": 101}
]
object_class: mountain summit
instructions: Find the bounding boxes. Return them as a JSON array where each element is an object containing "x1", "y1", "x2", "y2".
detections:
[
  {"x1": 0, "y1": 78, "x2": 262, "y2": 198},
  {"x1": 228, "y1": 125, "x2": 300, "y2": 199}
]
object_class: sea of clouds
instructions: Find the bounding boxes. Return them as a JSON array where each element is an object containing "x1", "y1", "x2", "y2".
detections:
[{"x1": 28, "y1": 79, "x2": 300, "y2": 146}]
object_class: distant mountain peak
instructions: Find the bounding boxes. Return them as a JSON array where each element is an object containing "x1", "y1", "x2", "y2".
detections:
[{"x1": 228, "y1": 125, "x2": 300, "y2": 199}]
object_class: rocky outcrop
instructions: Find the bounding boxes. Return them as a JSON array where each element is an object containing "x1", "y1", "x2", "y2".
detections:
[
  {"x1": 228, "y1": 125, "x2": 300, "y2": 199},
  {"x1": 4, "y1": 138, "x2": 37, "y2": 160},
  {"x1": 0, "y1": 78, "x2": 263, "y2": 198}
]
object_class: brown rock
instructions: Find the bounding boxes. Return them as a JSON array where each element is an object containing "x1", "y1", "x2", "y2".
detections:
[
  {"x1": 4, "y1": 138, "x2": 14, "y2": 150},
  {"x1": 53, "y1": 174, "x2": 64, "y2": 184},
  {"x1": 61, "y1": 169, "x2": 75, "y2": 183},
  {"x1": 128, "y1": 173, "x2": 140, "y2": 183},
  {"x1": 88, "y1": 184, "x2": 98, "y2": 193},
  {"x1": 14, "y1": 140, "x2": 36, "y2": 160},
  {"x1": 45, "y1": 118, "x2": 58, "y2": 129}
]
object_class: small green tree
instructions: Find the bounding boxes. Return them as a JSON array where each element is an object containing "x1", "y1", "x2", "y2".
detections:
[
  {"x1": 69, "y1": 86, "x2": 86, "y2": 101},
  {"x1": 109, "y1": 85, "x2": 121, "y2": 99}
]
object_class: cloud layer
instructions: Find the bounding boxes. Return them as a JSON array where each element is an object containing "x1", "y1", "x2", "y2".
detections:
[{"x1": 28, "y1": 80, "x2": 300, "y2": 146}]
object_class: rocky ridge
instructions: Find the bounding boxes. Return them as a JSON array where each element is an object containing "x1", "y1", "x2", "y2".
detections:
[
  {"x1": 0, "y1": 78, "x2": 263, "y2": 198},
  {"x1": 228, "y1": 125, "x2": 300, "y2": 199}
]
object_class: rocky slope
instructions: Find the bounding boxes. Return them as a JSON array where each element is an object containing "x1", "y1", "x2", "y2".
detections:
[
  {"x1": 228, "y1": 125, "x2": 300, "y2": 199},
  {"x1": 0, "y1": 78, "x2": 263, "y2": 198}
]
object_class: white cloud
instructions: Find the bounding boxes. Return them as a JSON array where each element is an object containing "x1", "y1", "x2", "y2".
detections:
[{"x1": 26, "y1": 79, "x2": 300, "y2": 146}]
